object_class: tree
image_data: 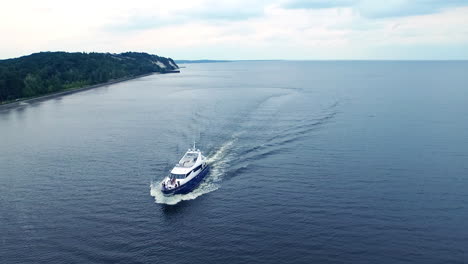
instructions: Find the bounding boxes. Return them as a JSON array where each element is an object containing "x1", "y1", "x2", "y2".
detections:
[{"x1": 0, "y1": 51, "x2": 179, "y2": 103}]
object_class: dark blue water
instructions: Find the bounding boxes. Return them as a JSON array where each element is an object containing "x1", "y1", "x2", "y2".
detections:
[{"x1": 1, "y1": 61, "x2": 467, "y2": 263}]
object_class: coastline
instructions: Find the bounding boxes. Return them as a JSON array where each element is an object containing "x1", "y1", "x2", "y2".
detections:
[{"x1": 0, "y1": 72, "x2": 157, "y2": 111}]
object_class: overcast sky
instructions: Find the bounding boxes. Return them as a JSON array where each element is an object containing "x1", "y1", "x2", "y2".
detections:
[{"x1": 2, "y1": 0, "x2": 468, "y2": 60}]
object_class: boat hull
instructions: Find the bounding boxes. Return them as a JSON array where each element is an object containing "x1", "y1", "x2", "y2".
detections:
[{"x1": 161, "y1": 166, "x2": 210, "y2": 195}]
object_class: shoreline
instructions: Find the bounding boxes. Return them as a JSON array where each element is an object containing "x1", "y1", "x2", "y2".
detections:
[{"x1": 0, "y1": 72, "x2": 157, "y2": 111}]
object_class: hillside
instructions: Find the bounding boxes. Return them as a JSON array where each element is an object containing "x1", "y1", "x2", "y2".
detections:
[{"x1": 0, "y1": 52, "x2": 179, "y2": 103}]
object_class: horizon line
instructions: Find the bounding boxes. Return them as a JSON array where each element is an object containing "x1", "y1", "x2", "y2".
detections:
[{"x1": 175, "y1": 59, "x2": 468, "y2": 62}]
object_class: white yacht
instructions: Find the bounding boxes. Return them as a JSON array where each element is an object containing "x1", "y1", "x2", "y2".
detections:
[{"x1": 161, "y1": 143, "x2": 209, "y2": 195}]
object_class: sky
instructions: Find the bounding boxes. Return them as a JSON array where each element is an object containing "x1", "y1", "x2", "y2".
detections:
[{"x1": 1, "y1": 0, "x2": 468, "y2": 60}]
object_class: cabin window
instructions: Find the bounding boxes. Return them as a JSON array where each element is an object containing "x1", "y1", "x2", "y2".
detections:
[
  {"x1": 193, "y1": 164, "x2": 202, "y2": 172},
  {"x1": 171, "y1": 173, "x2": 186, "y2": 179}
]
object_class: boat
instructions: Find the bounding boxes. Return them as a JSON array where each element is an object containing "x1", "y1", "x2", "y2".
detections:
[{"x1": 160, "y1": 143, "x2": 210, "y2": 195}]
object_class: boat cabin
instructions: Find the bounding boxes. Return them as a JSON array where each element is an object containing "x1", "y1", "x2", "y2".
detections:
[{"x1": 177, "y1": 152, "x2": 199, "y2": 168}]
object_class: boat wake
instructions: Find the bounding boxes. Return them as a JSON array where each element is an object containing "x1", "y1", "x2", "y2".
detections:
[{"x1": 150, "y1": 91, "x2": 339, "y2": 205}]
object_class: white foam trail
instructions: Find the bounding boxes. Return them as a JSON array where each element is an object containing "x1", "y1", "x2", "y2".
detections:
[
  {"x1": 150, "y1": 181, "x2": 218, "y2": 205},
  {"x1": 206, "y1": 137, "x2": 237, "y2": 184},
  {"x1": 150, "y1": 136, "x2": 238, "y2": 205},
  {"x1": 207, "y1": 137, "x2": 237, "y2": 163}
]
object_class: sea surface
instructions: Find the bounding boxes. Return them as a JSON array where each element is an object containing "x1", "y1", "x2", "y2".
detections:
[{"x1": 1, "y1": 61, "x2": 467, "y2": 263}]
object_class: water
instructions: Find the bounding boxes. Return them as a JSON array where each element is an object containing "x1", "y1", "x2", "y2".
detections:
[{"x1": 1, "y1": 61, "x2": 467, "y2": 263}]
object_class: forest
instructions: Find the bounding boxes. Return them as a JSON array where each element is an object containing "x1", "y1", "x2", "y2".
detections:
[{"x1": 0, "y1": 52, "x2": 178, "y2": 103}]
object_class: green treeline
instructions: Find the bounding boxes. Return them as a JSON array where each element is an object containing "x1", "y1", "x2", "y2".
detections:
[{"x1": 0, "y1": 51, "x2": 179, "y2": 103}]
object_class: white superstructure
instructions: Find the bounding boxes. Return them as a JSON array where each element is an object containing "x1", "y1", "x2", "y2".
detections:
[{"x1": 161, "y1": 143, "x2": 208, "y2": 194}]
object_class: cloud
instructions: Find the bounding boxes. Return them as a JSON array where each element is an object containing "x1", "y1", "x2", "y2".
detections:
[
  {"x1": 282, "y1": 0, "x2": 468, "y2": 18},
  {"x1": 106, "y1": 16, "x2": 184, "y2": 32},
  {"x1": 357, "y1": 0, "x2": 468, "y2": 18},
  {"x1": 126, "y1": 5, "x2": 468, "y2": 59},
  {"x1": 105, "y1": 0, "x2": 271, "y2": 32},
  {"x1": 180, "y1": 1, "x2": 268, "y2": 21},
  {"x1": 0, "y1": 0, "x2": 467, "y2": 59},
  {"x1": 283, "y1": 0, "x2": 354, "y2": 9}
]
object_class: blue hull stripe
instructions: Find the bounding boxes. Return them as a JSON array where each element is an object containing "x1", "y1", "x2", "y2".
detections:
[{"x1": 162, "y1": 166, "x2": 210, "y2": 195}]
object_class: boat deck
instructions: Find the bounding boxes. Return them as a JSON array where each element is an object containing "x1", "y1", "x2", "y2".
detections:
[{"x1": 177, "y1": 152, "x2": 198, "y2": 167}]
